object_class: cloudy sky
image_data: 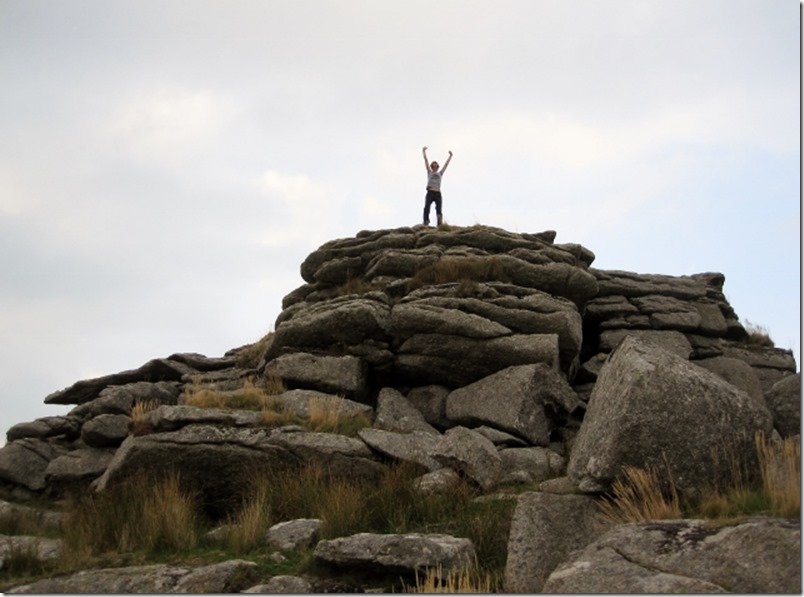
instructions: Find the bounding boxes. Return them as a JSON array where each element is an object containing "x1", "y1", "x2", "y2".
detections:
[{"x1": 0, "y1": 0, "x2": 799, "y2": 443}]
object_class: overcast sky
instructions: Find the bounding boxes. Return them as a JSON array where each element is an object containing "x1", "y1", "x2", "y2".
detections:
[{"x1": 0, "y1": 0, "x2": 799, "y2": 444}]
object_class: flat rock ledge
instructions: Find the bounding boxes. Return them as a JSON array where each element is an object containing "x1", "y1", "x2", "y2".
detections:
[
  {"x1": 313, "y1": 532, "x2": 476, "y2": 579},
  {"x1": 6, "y1": 559, "x2": 260, "y2": 594}
]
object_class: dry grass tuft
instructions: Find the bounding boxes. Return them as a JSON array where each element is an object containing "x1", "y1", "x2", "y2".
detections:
[
  {"x1": 598, "y1": 465, "x2": 682, "y2": 524},
  {"x1": 756, "y1": 434, "x2": 800, "y2": 518},
  {"x1": 236, "y1": 332, "x2": 275, "y2": 368},
  {"x1": 408, "y1": 563, "x2": 496, "y2": 593},
  {"x1": 221, "y1": 480, "x2": 273, "y2": 554},
  {"x1": 184, "y1": 378, "x2": 285, "y2": 411},
  {"x1": 62, "y1": 470, "x2": 201, "y2": 560},
  {"x1": 306, "y1": 397, "x2": 372, "y2": 435},
  {"x1": 599, "y1": 434, "x2": 800, "y2": 524},
  {"x1": 130, "y1": 399, "x2": 160, "y2": 423},
  {"x1": 743, "y1": 320, "x2": 774, "y2": 347}
]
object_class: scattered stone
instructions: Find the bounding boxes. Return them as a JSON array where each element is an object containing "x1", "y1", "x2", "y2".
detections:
[{"x1": 265, "y1": 519, "x2": 322, "y2": 551}]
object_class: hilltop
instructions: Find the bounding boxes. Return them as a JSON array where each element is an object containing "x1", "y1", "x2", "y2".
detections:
[{"x1": 0, "y1": 225, "x2": 799, "y2": 593}]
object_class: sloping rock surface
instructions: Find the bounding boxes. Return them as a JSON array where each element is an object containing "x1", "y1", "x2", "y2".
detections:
[
  {"x1": 542, "y1": 518, "x2": 801, "y2": 593},
  {"x1": 7, "y1": 559, "x2": 260, "y2": 593}
]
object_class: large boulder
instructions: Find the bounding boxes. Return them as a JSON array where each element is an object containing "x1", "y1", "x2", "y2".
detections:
[
  {"x1": 504, "y1": 492, "x2": 611, "y2": 593},
  {"x1": 542, "y1": 518, "x2": 801, "y2": 594},
  {"x1": 568, "y1": 336, "x2": 774, "y2": 496},
  {"x1": 446, "y1": 364, "x2": 580, "y2": 446}
]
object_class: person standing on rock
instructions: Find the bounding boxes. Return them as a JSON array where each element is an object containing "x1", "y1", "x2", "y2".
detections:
[{"x1": 422, "y1": 146, "x2": 453, "y2": 226}]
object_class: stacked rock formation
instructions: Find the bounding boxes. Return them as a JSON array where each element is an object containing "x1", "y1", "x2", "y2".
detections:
[{"x1": 0, "y1": 225, "x2": 799, "y2": 593}]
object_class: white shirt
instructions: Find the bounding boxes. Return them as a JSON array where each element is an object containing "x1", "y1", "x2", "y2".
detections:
[{"x1": 427, "y1": 171, "x2": 442, "y2": 191}]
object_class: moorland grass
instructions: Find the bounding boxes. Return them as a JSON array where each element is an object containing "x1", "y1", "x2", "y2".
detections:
[{"x1": 600, "y1": 433, "x2": 800, "y2": 525}]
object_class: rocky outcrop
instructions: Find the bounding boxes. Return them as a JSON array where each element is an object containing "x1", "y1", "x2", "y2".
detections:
[
  {"x1": 579, "y1": 269, "x2": 796, "y2": 396},
  {"x1": 268, "y1": 226, "x2": 597, "y2": 383},
  {"x1": 0, "y1": 225, "x2": 798, "y2": 593}
]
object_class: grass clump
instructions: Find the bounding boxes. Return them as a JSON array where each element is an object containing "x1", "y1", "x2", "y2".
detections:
[
  {"x1": 756, "y1": 433, "x2": 800, "y2": 518},
  {"x1": 61, "y1": 470, "x2": 201, "y2": 561},
  {"x1": 599, "y1": 434, "x2": 800, "y2": 525},
  {"x1": 598, "y1": 465, "x2": 682, "y2": 524},
  {"x1": 408, "y1": 563, "x2": 495, "y2": 593},
  {"x1": 236, "y1": 332, "x2": 275, "y2": 369},
  {"x1": 743, "y1": 320, "x2": 774, "y2": 347}
]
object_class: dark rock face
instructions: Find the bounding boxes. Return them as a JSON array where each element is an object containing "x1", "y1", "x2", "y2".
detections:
[{"x1": 268, "y1": 225, "x2": 597, "y2": 383}]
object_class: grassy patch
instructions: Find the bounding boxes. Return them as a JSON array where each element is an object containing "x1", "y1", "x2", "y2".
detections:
[
  {"x1": 61, "y1": 470, "x2": 202, "y2": 561},
  {"x1": 184, "y1": 378, "x2": 279, "y2": 411}
]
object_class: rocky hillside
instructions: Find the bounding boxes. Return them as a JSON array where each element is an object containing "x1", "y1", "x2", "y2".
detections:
[{"x1": 0, "y1": 225, "x2": 799, "y2": 593}]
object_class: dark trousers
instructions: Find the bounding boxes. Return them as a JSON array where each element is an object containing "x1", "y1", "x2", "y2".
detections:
[{"x1": 423, "y1": 190, "x2": 442, "y2": 224}]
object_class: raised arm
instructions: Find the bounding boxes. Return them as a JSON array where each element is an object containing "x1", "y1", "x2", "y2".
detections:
[
  {"x1": 422, "y1": 146, "x2": 430, "y2": 171},
  {"x1": 440, "y1": 150, "x2": 453, "y2": 174}
]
